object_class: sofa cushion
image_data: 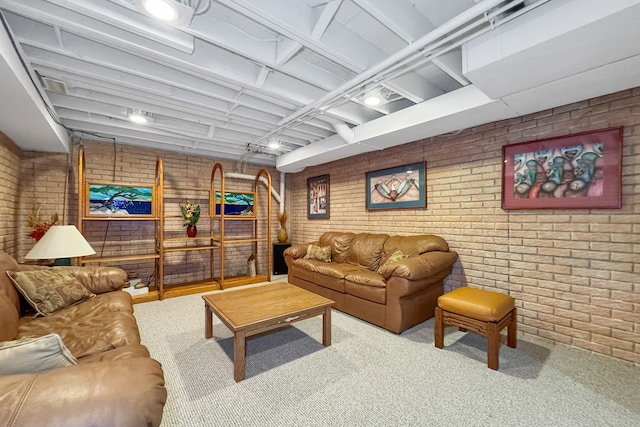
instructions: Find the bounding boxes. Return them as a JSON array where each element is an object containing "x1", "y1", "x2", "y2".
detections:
[
  {"x1": 344, "y1": 272, "x2": 387, "y2": 304},
  {"x1": 290, "y1": 262, "x2": 360, "y2": 293},
  {"x1": 303, "y1": 244, "x2": 332, "y2": 262},
  {"x1": 319, "y1": 232, "x2": 355, "y2": 263},
  {"x1": 345, "y1": 233, "x2": 389, "y2": 271},
  {"x1": 78, "y1": 344, "x2": 151, "y2": 364},
  {"x1": 8, "y1": 270, "x2": 96, "y2": 316},
  {"x1": 17, "y1": 294, "x2": 141, "y2": 358},
  {"x1": 0, "y1": 333, "x2": 77, "y2": 376}
]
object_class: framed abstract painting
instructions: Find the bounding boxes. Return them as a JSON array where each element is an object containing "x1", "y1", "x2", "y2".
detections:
[{"x1": 502, "y1": 127, "x2": 622, "y2": 209}]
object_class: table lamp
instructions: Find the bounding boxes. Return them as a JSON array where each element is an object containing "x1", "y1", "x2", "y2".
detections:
[{"x1": 25, "y1": 225, "x2": 96, "y2": 266}]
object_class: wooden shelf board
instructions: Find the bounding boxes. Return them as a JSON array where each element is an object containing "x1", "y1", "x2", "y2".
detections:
[
  {"x1": 81, "y1": 217, "x2": 160, "y2": 221},
  {"x1": 163, "y1": 235, "x2": 220, "y2": 243},
  {"x1": 162, "y1": 280, "x2": 221, "y2": 299},
  {"x1": 221, "y1": 275, "x2": 268, "y2": 289},
  {"x1": 163, "y1": 246, "x2": 220, "y2": 253},
  {"x1": 224, "y1": 238, "x2": 268, "y2": 244},
  {"x1": 131, "y1": 290, "x2": 159, "y2": 304},
  {"x1": 80, "y1": 254, "x2": 160, "y2": 264}
]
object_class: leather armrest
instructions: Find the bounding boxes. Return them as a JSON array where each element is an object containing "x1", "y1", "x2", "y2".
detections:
[
  {"x1": 0, "y1": 357, "x2": 166, "y2": 427},
  {"x1": 379, "y1": 251, "x2": 458, "y2": 280},
  {"x1": 284, "y1": 244, "x2": 309, "y2": 260}
]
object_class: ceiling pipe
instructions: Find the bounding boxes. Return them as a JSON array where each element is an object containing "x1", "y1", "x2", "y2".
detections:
[
  {"x1": 319, "y1": 115, "x2": 355, "y2": 144},
  {"x1": 279, "y1": 171, "x2": 285, "y2": 216},
  {"x1": 273, "y1": 0, "x2": 511, "y2": 131},
  {"x1": 224, "y1": 172, "x2": 283, "y2": 206}
]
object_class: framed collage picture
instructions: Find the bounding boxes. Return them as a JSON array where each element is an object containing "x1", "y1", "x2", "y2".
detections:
[
  {"x1": 307, "y1": 175, "x2": 329, "y2": 219},
  {"x1": 502, "y1": 127, "x2": 622, "y2": 209}
]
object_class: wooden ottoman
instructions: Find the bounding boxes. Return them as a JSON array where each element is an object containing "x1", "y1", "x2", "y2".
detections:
[{"x1": 434, "y1": 287, "x2": 517, "y2": 370}]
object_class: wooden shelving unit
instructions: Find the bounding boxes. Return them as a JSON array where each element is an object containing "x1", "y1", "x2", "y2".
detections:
[
  {"x1": 157, "y1": 161, "x2": 271, "y2": 298},
  {"x1": 77, "y1": 146, "x2": 162, "y2": 303},
  {"x1": 211, "y1": 163, "x2": 272, "y2": 289},
  {"x1": 78, "y1": 149, "x2": 272, "y2": 302}
]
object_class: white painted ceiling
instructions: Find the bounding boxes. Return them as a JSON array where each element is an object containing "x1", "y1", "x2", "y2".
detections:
[{"x1": 1, "y1": 0, "x2": 640, "y2": 171}]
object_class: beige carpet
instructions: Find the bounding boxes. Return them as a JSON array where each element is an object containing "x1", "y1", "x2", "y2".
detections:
[{"x1": 134, "y1": 282, "x2": 640, "y2": 427}]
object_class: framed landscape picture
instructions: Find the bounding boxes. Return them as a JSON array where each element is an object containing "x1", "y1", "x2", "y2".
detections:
[
  {"x1": 307, "y1": 175, "x2": 329, "y2": 219},
  {"x1": 502, "y1": 127, "x2": 623, "y2": 209},
  {"x1": 366, "y1": 162, "x2": 426, "y2": 210},
  {"x1": 215, "y1": 191, "x2": 255, "y2": 216},
  {"x1": 86, "y1": 183, "x2": 154, "y2": 217}
]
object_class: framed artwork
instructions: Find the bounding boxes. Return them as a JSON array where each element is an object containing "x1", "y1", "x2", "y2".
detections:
[
  {"x1": 215, "y1": 191, "x2": 255, "y2": 216},
  {"x1": 86, "y1": 183, "x2": 154, "y2": 216},
  {"x1": 502, "y1": 127, "x2": 623, "y2": 210},
  {"x1": 366, "y1": 162, "x2": 426, "y2": 210},
  {"x1": 307, "y1": 175, "x2": 329, "y2": 219}
]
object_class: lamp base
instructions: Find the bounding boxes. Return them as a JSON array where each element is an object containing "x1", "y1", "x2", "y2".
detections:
[{"x1": 53, "y1": 258, "x2": 71, "y2": 266}]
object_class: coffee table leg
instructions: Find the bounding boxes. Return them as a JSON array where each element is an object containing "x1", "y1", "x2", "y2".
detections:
[
  {"x1": 322, "y1": 307, "x2": 331, "y2": 346},
  {"x1": 205, "y1": 304, "x2": 212, "y2": 339},
  {"x1": 234, "y1": 330, "x2": 246, "y2": 382}
]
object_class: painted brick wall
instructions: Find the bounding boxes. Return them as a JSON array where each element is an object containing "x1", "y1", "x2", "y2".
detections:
[
  {"x1": 289, "y1": 88, "x2": 640, "y2": 365},
  {"x1": 0, "y1": 133, "x2": 22, "y2": 257}
]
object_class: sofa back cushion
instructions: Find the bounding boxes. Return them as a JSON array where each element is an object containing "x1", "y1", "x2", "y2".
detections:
[
  {"x1": 345, "y1": 233, "x2": 389, "y2": 271},
  {"x1": 319, "y1": 232, "x2": 355, "y2": 264},
  {"x1": 380, "y1": 235, "x2": 450, "y2": 265}
]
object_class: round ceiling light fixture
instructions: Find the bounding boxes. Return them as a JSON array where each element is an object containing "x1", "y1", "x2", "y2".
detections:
[
  {"x1": 128, "y1": 108, "x2": 150, "y2": 124},
  {"x1": 267, "y1": 139, "x2": 281, "y2": 149},
  {"x1": 363, "y1": 95, "x2": 382, "y2": 106},
  {"x1": 141, "y1": 0, "x2": 180, "y2": 22}
]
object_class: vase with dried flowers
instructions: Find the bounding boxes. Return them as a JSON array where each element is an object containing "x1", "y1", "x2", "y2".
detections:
[
  {"x1": 277, "y1": 209, "x2": 288, "y2": 243},
  {"x1": 180, "y1": 200, "x2": 201, "y2": 237},
  {"x1": 27, "y1": 205, "x2": 59, "y2": 241}
]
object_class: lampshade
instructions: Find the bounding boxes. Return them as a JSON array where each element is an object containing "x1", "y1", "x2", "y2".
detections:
[{"x1": 25, "y1": 225, "x2": 96, "y2": 260}]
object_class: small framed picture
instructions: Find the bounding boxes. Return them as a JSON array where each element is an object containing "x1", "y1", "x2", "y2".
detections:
[
  {"x1": 366, "y1": 162, "x2": 426, "y2": 210},
  {"x1": 307, "y1": 175, "x2": 329, "y2": 219}
]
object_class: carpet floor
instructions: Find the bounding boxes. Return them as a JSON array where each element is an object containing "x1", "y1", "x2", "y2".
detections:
[{"x1": 134, "y1": 284, "x2": 640, "y2": 427}]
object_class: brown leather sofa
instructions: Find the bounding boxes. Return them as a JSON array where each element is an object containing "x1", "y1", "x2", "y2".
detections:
[
  {"x1": 284, "y1": 232, "x2": 458, "y2": 333},
  {"x1": 0, "y1": 251, "x2": 166, "y2": 427}
]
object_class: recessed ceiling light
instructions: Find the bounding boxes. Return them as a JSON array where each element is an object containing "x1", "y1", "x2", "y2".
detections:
[
  {"x1": 141, "y1": 0, "x2": 180, "y2": 22},
  {"x1": 268, "y1": 139, "x2": 281, "y2": 149},
  {"x1": 128, "y1": 109, "x2": 150, "y2": 124},
  {"x1": 363, "y1": 95, "x2": 382, "y2": 106}
]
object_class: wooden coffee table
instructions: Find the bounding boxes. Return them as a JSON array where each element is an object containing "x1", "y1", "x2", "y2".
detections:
[{"x1": 203, "y1": 282, "x2": 334, "y2": 381}]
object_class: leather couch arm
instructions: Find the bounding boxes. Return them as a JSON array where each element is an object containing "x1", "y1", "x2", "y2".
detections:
[
  {"x1": 379, "y1": 251, "x2": 458, "y2": 281},
  {"x1": 284, "y1": 244, "x2": 309, "y2": 259},
  {"x1": 0, "y1": 357, "x2": 166, "y2": 427},
  {"x1": 50, "y1": 266, "x2": 129, "y2": 294}
]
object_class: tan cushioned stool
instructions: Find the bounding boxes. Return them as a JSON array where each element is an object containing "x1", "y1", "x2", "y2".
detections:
[{"x1": 435, "y1": 287, "x2": 517, "y2": 370}]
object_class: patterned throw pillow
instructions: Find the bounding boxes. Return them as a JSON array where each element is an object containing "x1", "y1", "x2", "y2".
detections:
[
  {"x1": 7, "y1": 270, "x2": 95, "y2": 316},
  {"x1": 377, "y1": 250, "x2": 408, "y2": 274},
  {"x1": 0, "y1": 334, "x2": 77, "y2": 375},
  {"x1": 303, "y1": 244, "x2": 332, "y2": 263}
]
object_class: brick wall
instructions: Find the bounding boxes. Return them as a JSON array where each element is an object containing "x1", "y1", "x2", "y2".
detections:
[
  {"x1": 10, "y1": 140, "x2": 282, "y2": 288},
  {"x1": 289, "y1": 88, "x2": 640, "y2": 365}
]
